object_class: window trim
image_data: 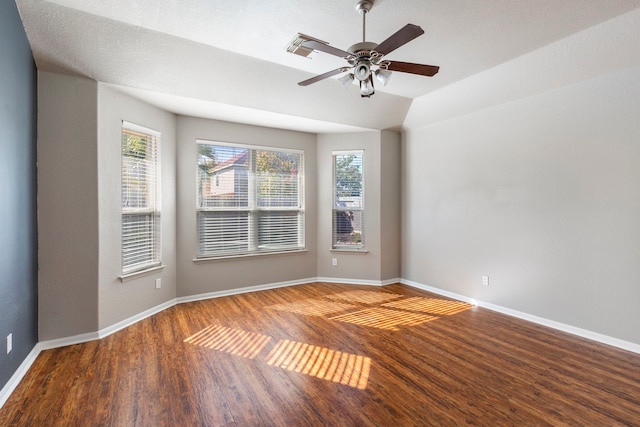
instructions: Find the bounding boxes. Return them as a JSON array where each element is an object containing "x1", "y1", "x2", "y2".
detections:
[
  {"x1": 195, "y1": 139, "x2": 305, "y2": 260},
  {"x1": 332, "y1": 150, "x2": 365, "y2": 250},
  {"x1": 121, "y1": 121, "x2": 162, "y2": 276},
  {"x1": 118, "y1": 264, "x2": 165, "y2": 282}
]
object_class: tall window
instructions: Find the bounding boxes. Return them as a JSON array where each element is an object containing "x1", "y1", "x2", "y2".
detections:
[
  {"x1": 333, "y1": 151, "x2": 364, "y2": 249},
  {"x1": 196, "y1": 141, "x2": 304, "y2": 258},
  {"x1": 121, "y1": 122, "x2": 161, "y2": 274}
]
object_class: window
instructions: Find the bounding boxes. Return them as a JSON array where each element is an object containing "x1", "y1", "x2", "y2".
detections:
[
  {"x1": 197, "y1": 141, "x2": 304, "y2": 258},
  {"x1": 121, "y1": 122, "x2": 161, "y2": 275},
  {"x1": 333, "y1": 151, "x2": 364, "y2": 249}
]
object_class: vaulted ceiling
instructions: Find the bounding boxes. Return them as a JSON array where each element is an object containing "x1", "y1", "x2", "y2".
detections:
[{"x1": 16, "y1": 0, "x2": 640, "y2": 132}]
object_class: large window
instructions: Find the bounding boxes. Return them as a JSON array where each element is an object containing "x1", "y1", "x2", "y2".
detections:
[
  {"x1": 333, "y1": 151, "x2": 364, "y2": 249},
  {"x1": 196, "y1": 141, "x2": 304, "y2": 258},
  {"x1": 121, "y1": 122, "x2": 161, "y2": 275}
]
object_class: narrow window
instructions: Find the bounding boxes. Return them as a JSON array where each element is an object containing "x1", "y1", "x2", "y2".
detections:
[
  {"x1": 196, "y1": 141, "x2": 305, "y2": 258},
  {"x1": 121, "y1": 122, "x2": 161, "y2": 274},
  {"x1": 333, "y1": 151, "x2": 364, "y2": 249}
]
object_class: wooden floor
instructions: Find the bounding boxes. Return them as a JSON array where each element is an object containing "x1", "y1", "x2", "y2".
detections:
[{"x1": 1, "y1": 283, "x2": 640, "y2": 426}]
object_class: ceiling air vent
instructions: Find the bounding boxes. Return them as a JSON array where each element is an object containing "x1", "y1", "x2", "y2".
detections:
[{"x1": 286, "y1": 33, "x2": 329, "y2": 57}]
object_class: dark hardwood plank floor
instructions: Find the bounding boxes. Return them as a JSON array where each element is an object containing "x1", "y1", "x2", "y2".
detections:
[{"x1": 1, "y1": 283, "x2": 639, "y2": 426}]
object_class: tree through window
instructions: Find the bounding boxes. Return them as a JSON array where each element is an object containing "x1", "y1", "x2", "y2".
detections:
[
  {"x1": 121, "y1": 122, "x2": 161, "y2": 274},
  {"x1": 333, "y1": 151, "x2": 364, "y2": 249},
  {"x1": 196, "y1": 141, "x2": 305, "y2": 258}
]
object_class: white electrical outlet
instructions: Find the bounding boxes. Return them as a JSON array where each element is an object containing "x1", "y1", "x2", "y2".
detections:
[
  {"x1": 155, "y1": 278, "x2": 162, "y2": 289},
  {"x1": 332, "y1": 257, "x2": 338, "y2": 266},
  {"x1": 7, "y1": 333, "x2": 12, "y2": 354},
  {"x1": 482, "y1": 276, "x2": 489, "y2": 286}
]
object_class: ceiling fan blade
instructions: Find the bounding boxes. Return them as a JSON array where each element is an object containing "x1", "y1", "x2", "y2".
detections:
[
  {"x1": 375, "y1": 24, "x2": 424, "y2": 56},
  {"x1": 386, "y1": 61, "x2": 439, "y2": 77},
  {"x1": 298, "y1": 68, "x2": 349, "y2": 86},
  {"x1": 301, "y1": 40, "x2": 352, "y2": 59}
]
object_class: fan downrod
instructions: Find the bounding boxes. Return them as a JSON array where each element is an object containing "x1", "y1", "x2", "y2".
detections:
[{"x1": 355, "y1": 0, "x2": 373, "y2": 45}]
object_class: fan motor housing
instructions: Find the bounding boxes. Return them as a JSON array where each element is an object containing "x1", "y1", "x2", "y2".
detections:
[{"x1": 348, "y1": 41, "x2": 378, "y2": 55}]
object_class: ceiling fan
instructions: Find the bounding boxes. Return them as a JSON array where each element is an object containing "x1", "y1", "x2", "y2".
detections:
[{"x1": 288, "y1": 0, "x2": 439, "y2": 98}]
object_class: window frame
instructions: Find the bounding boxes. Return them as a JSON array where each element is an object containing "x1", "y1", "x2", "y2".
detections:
[
  {"x1": 332, "y1": 150, "x2": 365, "y2": 250},
  {"x1": 121, "y1": 121, "x2": 162, "y2": 276},
  {"x1": 196, "y1": 140, "x2": 305, "y2": 259}
]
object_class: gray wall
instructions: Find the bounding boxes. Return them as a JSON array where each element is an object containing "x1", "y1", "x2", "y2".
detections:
[
  {"x1": 317, "y1": 131, "x2": 401, "y2": 282},
  {"x1": 37, "y1": 75, "x2": 178, "y2": 340},
  {"x1": 0, "y1": 0, "x2": 38, "y2": 388},
  {"x1": 38, "y1": 72, "x2": 99, "y2": 340},
  {"x1": 176, "y1": 116, "x2": 318, "y2": 297},
  {"x1": 379, "y1": 131, "x2": 402, "y2": 281},
  {"x1": 25, "y1": 6, "x2": 640, "y2": 353},
  {"x1": 403, "y1": 64, "x2": 640, "y2": 345},
  {"x1": 97, "y1": 84, "x2": 177, "y2": 330}
]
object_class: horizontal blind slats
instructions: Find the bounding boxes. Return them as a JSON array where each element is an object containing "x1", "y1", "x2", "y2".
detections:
[
  {"x1": 197, "y1": 143, "x2": 304, "y2": 258},
  {"x1": 122, "y1": 126, "x2": 161, "y2": 274},
  {"x1": 332, "y1": 152, "x2": 364, "y2": 248}
]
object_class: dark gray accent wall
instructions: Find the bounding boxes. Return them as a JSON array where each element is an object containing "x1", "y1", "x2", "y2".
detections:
[{"x1": 0, "y1": 0, "x2": 38, "y2": 389}]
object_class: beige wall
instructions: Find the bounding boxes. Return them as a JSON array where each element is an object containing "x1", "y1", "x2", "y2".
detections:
[
  {"x1": 38, "y1": 74, "x2": 179, "y2": 340},
  {"x1": 38, "y1": 72, "x2": 100, "y2": 340},
  {"x1": 38, "y1": 75, "x2": 322, "y2": 339},
  {"x1": 36, "y1": 58, "x2": 640, "y2": 348},
  {"x1": 97, "y1": 84, "x2": 177, "y2": 330},
  {"x1": 379, "y1": 131, "x2": 402, "y2": 281},
  {"x1": 316, "y1": 131, "x2": 401, "y2": 283},
  {"x1": 402, "y1": 64, "x2": 640, "y2": 344},
  {"x1": 175, "y1": 116, "x2": 318, "y2": 297},
  {"x1": 41, "y1": 78, "x2": 402, "y2": 336}
]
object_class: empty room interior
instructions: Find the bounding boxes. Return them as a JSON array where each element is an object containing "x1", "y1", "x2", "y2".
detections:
[{"x1": 2, "y1": 0, "x2": 640, "y2": 425}]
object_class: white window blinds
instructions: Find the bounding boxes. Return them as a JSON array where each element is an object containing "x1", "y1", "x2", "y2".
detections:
[
  {"x1": 332, "y1": 151, "x2": 364, "y2": 249},
  {"x1": 121, "y1": 122, "x2": 161, "y2": 274},
  {"x1": 197, "y1": 142, "x2": 304, "y2": 258}
]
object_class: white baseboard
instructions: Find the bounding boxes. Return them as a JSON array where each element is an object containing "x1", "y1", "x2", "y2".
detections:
[
  {"x1": 38, "y1": 278, "x2": 317, "y2": 352},
  {"x1": 38, "y1": 299, "x2": 177, "y2": 351},
  {"x1": 38, "y1": 331, "x2": 100, "y2": 351},
  {"x1": 317, "y1": 277, "x2": 402, "y2": 286},
  {"x1": 97, "y1": 299, "x2": 177, "y2": 339},
  {"x1": 35, "y1": 276, "x2": 640, "y2": 356},
  {"x1": 176, "y1": 277, "x2": 317, "y2": 304},
  {"x1": 0, "y1": 343, "x2": 41, "y2": 409},
  {"x1": 478, "y1": 300, "x2": 640, "y2": 354},
  {"x1": 400, "y1": 279, "x2": 479, "y2": 305},
  {"x1": 401, "y1": 278, "x2": 640, "y2": 355},
  {"x1": 4, "y1": 276, "x2": 638, "y2": 412}
]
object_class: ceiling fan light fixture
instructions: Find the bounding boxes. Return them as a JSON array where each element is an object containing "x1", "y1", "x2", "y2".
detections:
[
  {"x1": 375, "y1": 68, "x2": 392, "y2": 86},
  {"x1": 291, "y1": 0, "x2": 439, "y2": 98},
  {"x1": 360, "y1": 77, "x2": 375, "y2": 97},
  {"x1": 354, "y1": 62, "x2": 371, "y2": 81},
  {"x1": 337, "y1": 73, "x2": 355, "y2": 89}
]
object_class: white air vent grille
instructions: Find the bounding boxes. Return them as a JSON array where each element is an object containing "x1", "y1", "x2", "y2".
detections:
[{"x1": 286, "y1": 33, "x2": 329, "y2": 57}]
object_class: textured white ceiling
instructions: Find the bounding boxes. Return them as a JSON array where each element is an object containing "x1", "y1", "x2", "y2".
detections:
[{"x1": 16, "y1": 0, "x2": 640, "y2": 132}]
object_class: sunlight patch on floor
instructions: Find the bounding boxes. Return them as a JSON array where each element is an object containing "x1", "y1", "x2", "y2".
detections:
[
  {"x1": 324, "y1": 290, "x2": 403, "y2": 305},
  {"x1": 329, "y1": 307, "x2": 438, "y2": 331},
  {"x1": 381, "y1": 297, "x2": 473, "y2": 316},
  {"x1": 266, "y1": 298, "x2": 357, "y2": 316},
  {"x1": 184, "y1": 325, "x2": 271, "y2": 359},
  {"x1": 266, "y1": 339, "x2": 371, "y2": 390}
]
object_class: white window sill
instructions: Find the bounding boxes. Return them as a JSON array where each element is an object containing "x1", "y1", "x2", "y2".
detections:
[
  {"x1": 193, "y1": 249, "x2": 308, "y2": 263},
  {"x1": 119, "y1": 264, "x2": 165, "y2": 282},
  {"x1": 330, "y1": 248, "x2": 369, "y2": 254}
]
